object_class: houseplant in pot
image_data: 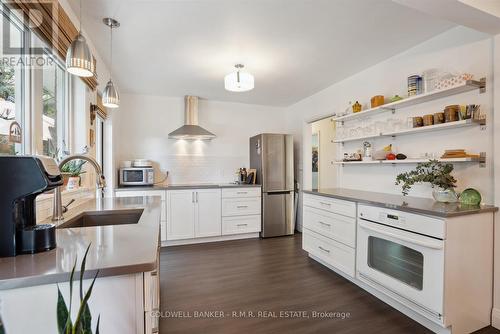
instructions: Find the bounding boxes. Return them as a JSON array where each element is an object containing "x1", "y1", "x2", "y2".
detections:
[
  {"x1": 60, "y1": 160, "x2": 87, "y2": 190},
  {"x1": 395, "y1": 160, "x2": 458, "y2": 202}
]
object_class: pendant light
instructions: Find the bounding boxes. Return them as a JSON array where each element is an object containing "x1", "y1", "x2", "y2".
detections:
[
  {"x1": 224, "y1": 64, "x2": 254, "y2": 92},
  {"x1": 102, "y1": 18, "x2": 120, "y2": 108},
  {"x1": 66, "y1": 0, "x2": 94, "y2": 77}
]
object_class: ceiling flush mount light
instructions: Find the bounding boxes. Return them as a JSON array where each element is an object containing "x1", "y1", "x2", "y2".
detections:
[
  {"x1": 224, "y1": 64, "x2": 254, "y2": 92},
  {"x1": 102, "y1": 18, "x2": 120, "y2": 108},
  {"x1": 66, "y1": 0, "x2": 94, "y2": 77}
]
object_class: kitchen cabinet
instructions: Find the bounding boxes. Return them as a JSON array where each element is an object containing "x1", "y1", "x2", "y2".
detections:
[
  {"x1": 167, "y1": 189, "x2": 221, "y2": 240},
  {"x1": 115, "y1": 189, "x2": 167, "y2": 242},
  {"x1": 302, "y1": 191, "x2": 496, "y2": 334},
  {"x1": 221, "y1": 187, "x2": 261, "y2": 236},
  {"x1": 195, "y1": 189, "x2": 222, "y2": 237}
]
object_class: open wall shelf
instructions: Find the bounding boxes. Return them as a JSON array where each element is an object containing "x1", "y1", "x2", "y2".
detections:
[
  {"x1": 332, "y1": 79, "x2": 485, "y2": 123},
  {"x1": 334, "y1": 118, "x2": 485, "y2": 144},
  {"x1": 334, "y1": 155, "x2": 485, "y2": 167}
]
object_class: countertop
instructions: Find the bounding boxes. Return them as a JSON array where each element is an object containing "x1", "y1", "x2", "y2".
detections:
[
  {"x1": 115, "y1": 183, "x2": 262, "y2": 191},
  {"x1": 0, "y1": 196, "x2": 161, "y2": 290},
  {"x1": 303, "y1": 188, "x2": 498, "y2": 218}
]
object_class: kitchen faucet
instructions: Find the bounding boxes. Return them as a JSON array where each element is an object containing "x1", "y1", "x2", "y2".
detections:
[{"x1": 52, "y1": 154, "x2": 106, "y2": 221}]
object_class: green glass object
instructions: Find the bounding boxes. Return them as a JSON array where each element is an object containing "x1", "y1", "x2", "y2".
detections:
[{"x1": 460, "y1": 188, "x2": 482, "y2": 206}]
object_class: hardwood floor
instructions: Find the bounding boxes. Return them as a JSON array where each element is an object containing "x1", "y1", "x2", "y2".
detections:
[{"x1": 159, "y1": 234, "x2": 499, "y2": 334}]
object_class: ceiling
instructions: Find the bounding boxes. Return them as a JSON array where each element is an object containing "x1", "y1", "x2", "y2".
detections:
[{"x1": 69, "y1": 0, "x2": 455, "y2": 107}]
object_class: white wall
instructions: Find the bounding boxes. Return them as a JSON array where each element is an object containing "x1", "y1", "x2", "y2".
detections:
[
  {"x1": 287, "y1": 26, "x2": 494, "y2": 202},
  {"x1": 114, "y1": 94, "x2": 287, "y2": 184}
]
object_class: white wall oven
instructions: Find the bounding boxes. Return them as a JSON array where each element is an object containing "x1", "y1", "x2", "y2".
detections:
[{"x1": 356, "y1": 204, "x2": 445, "y2": 323}]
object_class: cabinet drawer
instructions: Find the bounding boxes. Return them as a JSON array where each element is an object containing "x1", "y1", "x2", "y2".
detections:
[
  {"x1": 144, "y1": 270, "x2": 159, "y2": 312},
  {"x1": 303, "y1": 206, "x2": 355, "y2": 247},
  {"x1": 222, "y1": 215, "x2": 261, "y2": 235},
  {"x1": 303, "y1": 228, "x2": 355, "y2": 277},
  {"x1": 115, "y1": 190, "x2": 166, "y2": 201},
  {"x1": 222, "y1": 198, "x2": 261, "y2": 216},
  {"x1": 222, "y1": 187, "x2": 261, "y2": 198},
  {"x1": 303, "y1": 194, "x2": 355, "y2": 218}
]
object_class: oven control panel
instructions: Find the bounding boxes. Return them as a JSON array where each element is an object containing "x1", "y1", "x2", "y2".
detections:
[{"x1": 358, "y1": 204, "x2": 445, "y2": 239}]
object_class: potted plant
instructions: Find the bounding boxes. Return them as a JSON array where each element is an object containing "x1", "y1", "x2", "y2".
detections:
[
  {"x1": 395, "y1": 160, "x2": 458, "y2": 202},
  {"x1": 61, "y1": 160, "x2": 87, "y2": 190}
]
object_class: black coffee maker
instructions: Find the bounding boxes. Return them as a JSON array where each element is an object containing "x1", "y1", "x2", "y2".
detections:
[{"x1": 0, "y1": 156, "x2": 63, "y2": 257}]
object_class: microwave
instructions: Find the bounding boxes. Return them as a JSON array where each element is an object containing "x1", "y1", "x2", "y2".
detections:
[{"x1": 119, "y1": 167, "x2": 154, "y2": 186}]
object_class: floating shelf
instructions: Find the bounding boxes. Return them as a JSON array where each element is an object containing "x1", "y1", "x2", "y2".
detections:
[
  {"x1": 334, "y1": 119, "x2": 485, "y2": 144},
  {"x1": 332, "y1": 79, "x2": 485, "y2": 123},
  {"x1": 334, "y1": 156, "x2": 484, "y2": 166}
]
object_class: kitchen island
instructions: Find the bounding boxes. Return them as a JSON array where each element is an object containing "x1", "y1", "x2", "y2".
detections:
[
  {"x1": 302, "y1": 188, "x2": 497, "y2": 334},
  {"x1": 0, "y1": 196, "x2": 162, "y2": 334}
]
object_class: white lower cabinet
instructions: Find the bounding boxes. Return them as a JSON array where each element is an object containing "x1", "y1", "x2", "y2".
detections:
[
  {"x1": 303, "y1": 228, "x2": 355, "y2": 277},
  {"x1": 144, "y1": 252, "x2": 160, "y2": 334},
  {"x1": 167, "y1": 189, "x2": 222, "y2": 240},
  {"x1": 115, "y1": 190, "x2": 167, "y2": 242},
  {"x1": 167, "y1": 190, "x2": 196, "y2": 240},
  {"x1": 222, "y1": 187, "x2": 261, "y2": 236},
  {"x1": 222, "y1": 215, "x2": 261, "y2": 235},
  {"x1": 302, "y1": 194, "x2": 356, "y2": 278},
  {"x1": 195, "y1": 189, "x2": 222, "y2": 237}
]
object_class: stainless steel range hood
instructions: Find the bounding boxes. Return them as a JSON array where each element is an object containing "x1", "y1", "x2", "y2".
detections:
[{"x1": 168, "y1": 96, "x2": 216, "y2": 140}]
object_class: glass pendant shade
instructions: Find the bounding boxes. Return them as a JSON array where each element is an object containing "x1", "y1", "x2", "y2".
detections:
[
  {"x1": 224, "y1": 66, "x2": 254, "y2": 92},
  {"x1": 102, "y1": 79, "x2": 119, "y2": 108},
  {"x1": 66, "y1": 33, "x2": 94, "y2": 77}
]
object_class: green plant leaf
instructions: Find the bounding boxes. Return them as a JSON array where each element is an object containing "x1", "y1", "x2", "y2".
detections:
[
  {"x1": 66, "y1": 257, "x2": 77, "y2": 334},
  {"x1": 95, "y1": 315, "x2": 100, "y2": 334},
  {"x1": 0, "y1": 313, "x2": 6, "y2": 334},
  {"x1": 73, "y1": 270, "x2": 99, "y2": 334},
  {"x1": 57, "y1": 285, "x2": 71, "y2": 334},
  {"x1": 80, "y1": 244, "x2": 92, "y2": 301}
]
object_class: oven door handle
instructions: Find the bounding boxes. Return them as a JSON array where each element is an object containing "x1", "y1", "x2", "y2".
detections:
[{"x1": 358, "y1": 220, "x2": 443, "y2": 250}]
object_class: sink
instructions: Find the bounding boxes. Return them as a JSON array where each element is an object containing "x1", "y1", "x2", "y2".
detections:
[{"x1": 57, "y1": 209, "x2": 143, "y2": 229}]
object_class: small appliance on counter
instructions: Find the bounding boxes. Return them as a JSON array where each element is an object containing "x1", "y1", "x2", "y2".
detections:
[
  {"x1": 0, "y1": 155, "x2": 63, "y2": 257},
  {"x1": 119, "y1": 159, "x2": 154, "y2": 186}
]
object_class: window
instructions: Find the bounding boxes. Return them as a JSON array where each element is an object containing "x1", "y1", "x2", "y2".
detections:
[
  {"x1": 0, "y1": 8, "x2": 25, "y2": 155},
  {"x1": 41, "y1": 55, "x2": 66, "y2": 157}
]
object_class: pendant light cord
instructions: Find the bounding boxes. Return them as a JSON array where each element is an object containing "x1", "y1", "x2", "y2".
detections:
[
  {"x1": 79, "y1": 0, "x2": 82, "y2": 32},
  {"x1": 110, "y1": 25, "x2": 113, "y2": 81}
]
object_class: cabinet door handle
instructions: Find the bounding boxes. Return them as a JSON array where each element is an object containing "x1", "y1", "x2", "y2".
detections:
[
  {"x1": 237, "y1": 223, "x2": 248, "y2": 226},
  {"x1": 319, "y1": 202, "x2": 331, "y2": 206},
  {"x1": 318, "y1": 246, "x2": 330, "y2": 253},
  {"x1": 318, "y1": 221, "x2": 331, "y2": 227},
  {"x1": 192, "y1": 192, "x2": 194, "y2": 203},
  {"x1": 237, "y1": 205, "x2": 248, "y2": 208},
  {"x1": 196, "y1": 192, "x2": 199, "y2": 203}
]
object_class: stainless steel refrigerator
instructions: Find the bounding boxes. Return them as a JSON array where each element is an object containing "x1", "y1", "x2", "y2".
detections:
[{"x1": 250, "y1": 134, "x2": 294, "y2": 238}]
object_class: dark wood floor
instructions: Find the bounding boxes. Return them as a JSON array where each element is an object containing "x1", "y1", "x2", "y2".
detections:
[{"x1": 160, "y1": 234, "x2": 499, "y2": 334}]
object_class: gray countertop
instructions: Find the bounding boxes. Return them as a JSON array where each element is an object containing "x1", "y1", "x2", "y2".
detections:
[
  {"x1": 303, "y1": 188, "x2": 498, "y2": 218},
  {"x1": 115, "y1": 183, "x2": 262, "y2": 191},
  {"x1": 0, "y1": 197, "x2": 161, "y2": 290}
]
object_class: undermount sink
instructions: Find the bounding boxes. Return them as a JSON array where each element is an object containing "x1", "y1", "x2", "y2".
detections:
[{"x1": 57, "y1": 209, "x2": 143, "y2": 229}]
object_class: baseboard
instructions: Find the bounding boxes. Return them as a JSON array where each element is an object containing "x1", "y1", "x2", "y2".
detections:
[
  {"x1": 162, "y1": 232, "x2": 260, "y2": 246},
  {"x1": 492, "y1": 308, "x2": 500, "y2": 329}
]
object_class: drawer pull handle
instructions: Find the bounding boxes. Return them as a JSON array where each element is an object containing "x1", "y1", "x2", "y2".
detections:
[
  {"x1": 150, "y1": 271, "x2": 158, "y2": 277},
  {"x1": 318, "y1": 221, "x2": 331, "y2": 227},
  {"x1": 237, "y1": 223, "x2": 248, "y2": 226},
  {"x1": 319, "y1": 202, "x2": 331, "y2": 206},
  {"x1": 237, "y1": 205, "x2": 248, "y2": 208},
  {"x1": 237, "y1": 192, "x2": 248, "y2": 194},
  {"x1": 318, "y1": 246, "x2": 330, "y2": 253}
]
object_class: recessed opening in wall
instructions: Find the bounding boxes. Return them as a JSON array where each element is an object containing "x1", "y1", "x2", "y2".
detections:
[{"x1": 309, "y1": 117, "x2": 337, "y2": 189}]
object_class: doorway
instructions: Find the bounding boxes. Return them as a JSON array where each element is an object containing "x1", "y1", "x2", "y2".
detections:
[{"x1": 310, "y1": 117, "x2": 337, "y2": 189}]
